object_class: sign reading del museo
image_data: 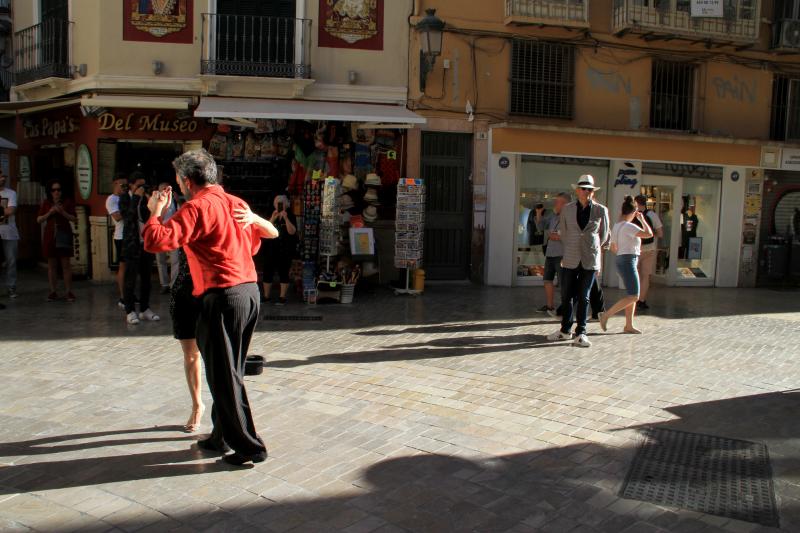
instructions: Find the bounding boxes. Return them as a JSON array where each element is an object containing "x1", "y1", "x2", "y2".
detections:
[
  {"x1": 691, "y1": 0, "x2": 723, "y2": 17},
  {"x1": 781, "y1": 148, "x2": 800, "y2": 171},
  {"x1": 98, "y1": 112, "x2": 199, "y2": 133}
]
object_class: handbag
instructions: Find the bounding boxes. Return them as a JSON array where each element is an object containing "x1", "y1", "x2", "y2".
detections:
[{"x1": 55, "y1": 225, "x2": 73, "y2": 250}]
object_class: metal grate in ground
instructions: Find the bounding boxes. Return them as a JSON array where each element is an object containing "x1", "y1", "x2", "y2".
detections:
[{"x1": 620, "y1": 427, "x2": 779, "y2": 527}]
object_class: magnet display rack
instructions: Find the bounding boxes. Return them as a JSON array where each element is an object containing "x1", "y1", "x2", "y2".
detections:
[{"x1": 394, "y1": 178, "x2": 425, "y2": 296}]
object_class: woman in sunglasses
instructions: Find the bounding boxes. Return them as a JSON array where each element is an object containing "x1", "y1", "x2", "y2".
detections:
[{"x1": 36, "y1": 179, "x2": 77, "y2": 301}]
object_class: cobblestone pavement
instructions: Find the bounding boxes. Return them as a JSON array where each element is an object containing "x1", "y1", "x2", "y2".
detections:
[{"x1": 1, "y1": 275, "x2": 799, "y2": 533}]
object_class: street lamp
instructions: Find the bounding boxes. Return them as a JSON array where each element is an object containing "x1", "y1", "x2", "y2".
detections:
[{"x1": 415, "y1": 8, "x2": 444, "y2": 92}]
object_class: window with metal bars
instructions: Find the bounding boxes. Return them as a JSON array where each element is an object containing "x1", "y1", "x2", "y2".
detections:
[
  {"x1": 510, "y1": 40, "x2": 575, "y2": 119},
  {"x1": 650, "y1": 60, "x2": 696, "y2": 131},
  {"x1": 770, "y1": 75, "x2": 800, "y2": 141}
]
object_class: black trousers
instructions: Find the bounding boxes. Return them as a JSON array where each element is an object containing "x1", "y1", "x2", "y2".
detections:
[
  {"x1": 124, "y1": 247, "x2": 153, "y2": 314},
  {"x1": 557, "y1": 277, "x2": 604, "y2": 317},
  {"x1": 560, "y1": 266, "x2": 597, "y2": 336},
  {"x1": 196, "y1": 282, "x2": 265, "y2": 456}
]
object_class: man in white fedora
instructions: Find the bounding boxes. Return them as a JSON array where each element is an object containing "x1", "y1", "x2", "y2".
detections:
[{"x1": 547, "y1": 174, "x2": 609, "y2": 348}]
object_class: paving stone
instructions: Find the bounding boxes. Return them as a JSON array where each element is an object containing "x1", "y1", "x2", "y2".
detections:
[{"x1": 0, "y1": 276, "x2": 798, "y2": 531}]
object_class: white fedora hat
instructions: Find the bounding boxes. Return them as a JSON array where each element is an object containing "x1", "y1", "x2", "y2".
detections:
[{"x1": 571, "y1": 174, "x2": 601, "y2": 190}]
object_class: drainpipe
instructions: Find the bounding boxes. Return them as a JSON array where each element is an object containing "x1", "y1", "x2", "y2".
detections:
[{"x1": 296, "y1": 0, "x2": 307, "y2": 79}]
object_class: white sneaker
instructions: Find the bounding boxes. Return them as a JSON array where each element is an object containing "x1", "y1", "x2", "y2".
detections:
[
  {"x1": 127, "y1": 311, "x2": 140, "y2": 325},
  {"x1": 140, "y1": 308, "x2": 160, "y2": 321},
  {"x1": 546, "y1": 308, "x2": 558, "y2": 318},
  {"x1": 547, "y1": 330, "x2": 573, "y2": 341},
  {"x1": 573, "y1": 334, "x2": 591, "y2": 348},
  {"x1": 117, "y1": 299, "x2": 125, "y2": 309}
]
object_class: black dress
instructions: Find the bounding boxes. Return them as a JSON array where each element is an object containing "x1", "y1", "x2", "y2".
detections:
[{"x1": 170, "y1": 249, "x2": 200, "y2": 340}]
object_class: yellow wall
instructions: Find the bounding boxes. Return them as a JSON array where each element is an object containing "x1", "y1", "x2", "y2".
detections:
[{"x1": 410, "y1": 0, "x2": 794, "y2": 142}]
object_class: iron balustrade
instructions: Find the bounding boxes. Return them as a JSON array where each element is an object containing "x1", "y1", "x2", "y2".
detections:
[
  {"x1": 770, "y1": 75, "x2": 800, "y2": 142},
  {"x1": 650, "y1": 59, "x2": 698, "y2": 132},
  {"x1": 13, "y1": 19, "x2": 73, "y2": 86},
  {"x1": 612, "y1": 0, "x2": 759, "y2": 42},
  {"x1": 506, "y1": 0, "x2": 589, "y2": 25},
  {"x1": 510, "y1": 40, "x2": 576, "y2": 119},
  {"x1": 201, "y1": 13, "x2": 311, "y2": 78}
]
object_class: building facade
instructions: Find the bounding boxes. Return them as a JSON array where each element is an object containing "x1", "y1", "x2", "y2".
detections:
[
  {"x1": 8, "y1": 0, "x2": 420, "y2": 287},
  {"x1": 407, "y1": 0, "x2": 800, "y2": 288}
]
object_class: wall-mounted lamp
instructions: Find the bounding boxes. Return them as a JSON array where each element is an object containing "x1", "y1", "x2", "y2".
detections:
[
  {"x1": 72, "y1": 63, "x2": 87, "y2": 77},
  {"x1": 152, "y1": 60, "x2": 164, "y2": 75},
  {"x1": 415, "y1": 8, "x2": 444, "y2": 92}
]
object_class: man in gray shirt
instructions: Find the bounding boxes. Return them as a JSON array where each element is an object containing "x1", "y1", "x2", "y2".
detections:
[{"x1": 535, "y1": 192, "x2": 570, "y2": 316}]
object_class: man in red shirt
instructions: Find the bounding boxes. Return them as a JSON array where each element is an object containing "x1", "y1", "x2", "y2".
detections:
[{"x1": 144, "y1": 149, "x2": 278, "y2": 465}]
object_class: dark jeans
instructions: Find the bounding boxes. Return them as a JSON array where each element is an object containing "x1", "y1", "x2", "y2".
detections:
[
  {"x1": 196, "y1": 282, "x2": 265, "y2": 456},
  {"x1": 557, "y1": 276, "x2": 604, "y2": 317},
  {"x1": 560, "y1": 265, "x2": 597, "y2": 336},
  {"x1": 124, "y1": 247, "x2": 153, "y2": 314}
]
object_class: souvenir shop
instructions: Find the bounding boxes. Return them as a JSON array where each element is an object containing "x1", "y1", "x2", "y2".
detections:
[{"x1": 194, "y1": 97, "x2": 427, "y2": 302}]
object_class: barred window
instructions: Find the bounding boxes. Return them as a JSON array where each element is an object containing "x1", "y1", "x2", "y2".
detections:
[
  {"x1": 510, "y1": 40, "x2": 575, "y2": 119},
  {"x1": 770, "y1": 75, "x2": 800, "y2": 142},
  {"x1": 650, "y1": 60, "x2": 696, "y2": 131}
]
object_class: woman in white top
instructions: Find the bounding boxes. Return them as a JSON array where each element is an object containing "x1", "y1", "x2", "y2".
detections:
[{"x1": 599, "y1": 196, "x2": 653, "y2": 334}]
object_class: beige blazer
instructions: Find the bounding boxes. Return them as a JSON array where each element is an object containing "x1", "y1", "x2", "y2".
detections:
[{"x1": 559, "y1": 201, "x2": 610, "y2": 270}]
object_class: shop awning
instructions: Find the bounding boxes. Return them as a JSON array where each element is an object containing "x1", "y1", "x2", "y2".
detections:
[
  {"x1": 0, "y1": 98, "x2": 81, "y2": 116},
  {"x1": 80, "y1": 95, "x2": 194, "y2": 110},
  {"x1": 194, "y1": 97, "x2": 426, "y2": 126}
]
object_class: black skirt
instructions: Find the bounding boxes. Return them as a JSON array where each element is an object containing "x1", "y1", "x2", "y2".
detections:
[{"x1": 170, "y1": 249, "x2": 200, "y2": 340}]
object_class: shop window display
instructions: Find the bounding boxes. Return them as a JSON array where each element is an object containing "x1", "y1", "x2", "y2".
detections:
[
  {"x1": 207, "y1": 119, "x2": 405, "y2": 301},
  {"x1": 675, "y1": 178, "x2": 719, "y2": 280},
  {"x1": 517, "y1": 160, "x2": 608, "y2": 281},
  {"x1": 640, "y1": 185, "x2": 674, "y2": 276}
]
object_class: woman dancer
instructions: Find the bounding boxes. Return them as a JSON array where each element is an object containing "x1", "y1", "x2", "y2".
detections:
[
  {"x1": 157, "y1": 193, "x2": 204, "y2": 432},
  {"x1": 599, "y1": 196, "x2": 653, "y2": 334}
]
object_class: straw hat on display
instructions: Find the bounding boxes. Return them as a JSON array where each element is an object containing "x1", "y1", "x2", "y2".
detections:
[
  {"x1": 363, "y1": 188, "x2": 379, "y2": 204},
  {"x1": 363, "y1": 205, "x2": 378, "y2": 222},
  {"x1": 365, "y1": 173, "x2": 381, "y2": 187},
  {"x1": 341, "y1": 174, "x2": 358, "y2": 191}
]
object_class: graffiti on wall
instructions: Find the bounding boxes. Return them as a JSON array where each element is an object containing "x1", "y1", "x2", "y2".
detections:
[{"x1": 711, "y1": 75, "x2": 757, "y2": 104}]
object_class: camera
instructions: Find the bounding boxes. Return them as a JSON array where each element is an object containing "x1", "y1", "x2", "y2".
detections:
[{"x1": 277, "y1": 201, "x2": 285, "y2": 212}]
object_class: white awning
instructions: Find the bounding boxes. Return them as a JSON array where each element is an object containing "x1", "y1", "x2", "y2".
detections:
[
  {"x1": 195, "y1": 97, "x2": 426, "y2": 125},
  {"x1": 0, "y1": 137, "x2": 17, "y2": 150}
]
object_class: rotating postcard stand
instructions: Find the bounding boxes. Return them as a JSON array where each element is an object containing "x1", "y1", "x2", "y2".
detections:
[{"x1": 394, "y1": 179, "x2": 425, "y2": 296}]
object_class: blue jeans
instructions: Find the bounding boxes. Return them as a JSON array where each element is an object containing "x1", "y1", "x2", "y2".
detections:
[
  {"x1": 1, "y1": 239, "x2": 17, "y2": 290},
  {"x1": 560, "y1": 265, "x2": 597, "y2": 336}
]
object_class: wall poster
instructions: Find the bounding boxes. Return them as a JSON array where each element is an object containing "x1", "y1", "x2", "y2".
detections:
[
  {"x1": 123, "y1": 0, "x2": 193, "y2": 44},
  {"x1": 319, "y1": 0, "x2": 384, "y2": 50}
]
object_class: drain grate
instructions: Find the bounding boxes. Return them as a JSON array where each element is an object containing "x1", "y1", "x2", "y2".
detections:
[
  {"x1": 263, "y1": 315, "x2": 323, "y2": 321},
  {"x1": 620, "y1": 428, "x2": 779, "y2": 527}
]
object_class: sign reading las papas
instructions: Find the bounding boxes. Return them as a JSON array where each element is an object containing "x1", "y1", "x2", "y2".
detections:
[
  {"x1": 98, "y1": 112, "x2": 199, "y2": 133},
  {"x1": 691, "y1": 0, "x2": 723, "y2": 17}
]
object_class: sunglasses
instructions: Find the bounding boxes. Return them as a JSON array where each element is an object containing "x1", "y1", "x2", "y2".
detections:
[{"x1": 579, "y1": 187, "x2": 594, "y2": 191}]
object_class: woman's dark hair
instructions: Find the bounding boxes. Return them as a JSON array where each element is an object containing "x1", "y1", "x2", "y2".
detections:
[
  {"x1": 45, "y1": 179, "x2": 63, "y2": 202},
  {"x1": 172, "y1": 149, "x2": 218, "y2": 186},
  {"x1": 621, "y1": 195, "x2": 636, "y2": 216}
]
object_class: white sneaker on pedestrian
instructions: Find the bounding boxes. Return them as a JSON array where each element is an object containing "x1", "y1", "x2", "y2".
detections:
[
  {"x1": 573, "y1": 334, "x2": 591, "y2": 348},
  {"x1": 140, "y1": 308, "x2": 160, "y2": 321},
  {"x1": 117, "y1": 299, "x2": 125, "y2": 309},
  {"x1": 8, "y1": 287, "x2": 17, "y2": 299},
  {"x1": 127, "y1": 311, "x2": 140, "y2": 325},
  {"x1": 547, "y1": 330, "x2": 572, "y2": 341},
  {"x1": 546, "y1": 308, "x2": 558, "y2": 318}
]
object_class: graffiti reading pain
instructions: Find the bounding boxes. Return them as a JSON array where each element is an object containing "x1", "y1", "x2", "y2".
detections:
[{"x1": 712, "y1": 75, "x2": 756, "y2": 104}]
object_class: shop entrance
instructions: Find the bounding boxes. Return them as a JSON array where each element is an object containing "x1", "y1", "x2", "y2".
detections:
[
  {"x1": 421, "y1": 132, "x2": 472, "y2": 280},
  {"x1": 639, "y1": 173, "x2": 720, "y2": 286}
]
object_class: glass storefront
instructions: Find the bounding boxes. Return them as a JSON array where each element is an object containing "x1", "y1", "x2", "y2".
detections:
[
  {"x1": 639, "y1": 164, "x2": 722, "y2": 285},
  {"x1": 516, "y1": 156, "x2": 609, "y2": 284}
]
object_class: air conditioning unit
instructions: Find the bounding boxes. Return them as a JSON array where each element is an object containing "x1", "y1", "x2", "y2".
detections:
[{"x1": 774, "y1": 19, "x2": 800, "y2": 49}]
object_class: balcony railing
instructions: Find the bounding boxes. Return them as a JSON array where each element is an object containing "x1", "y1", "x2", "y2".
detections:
[
  {"x1": 13, "y1": 19, "x2": 73, "y2": 86},
  {"x1": 201, "y1": 13, "x2": 311, "y2": 79},
  {"x1": 505, "y1": 0, "x2": 589, "y2": 26},
  {"x1": 612, "y1": 0, "x2": 759, "y2": 42}
]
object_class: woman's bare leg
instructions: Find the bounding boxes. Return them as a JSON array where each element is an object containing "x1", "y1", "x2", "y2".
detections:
[
  {"x1": 179, "y1": 338, "x2": 205, "y2": 432},
  {"x1": 61, "y1": 257, "x2": 72, "y2": 293},
  {"x1": 599, "y1": 295, "x2": 638, "y2": 331},
  {"x1": 47, "y1": 258, "x2": 58, "y2": 293}
]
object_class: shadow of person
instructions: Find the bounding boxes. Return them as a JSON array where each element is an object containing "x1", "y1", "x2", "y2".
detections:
[
  {"x1": 0, "y1": 427, "x2": 229, "y2": 494},
  {"x1": 265, "y1": 334, "x2": 564, "y2": 369}
]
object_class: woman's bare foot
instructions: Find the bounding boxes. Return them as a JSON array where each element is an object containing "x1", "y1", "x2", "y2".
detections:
[
  {"x1": 599, "y1": 312, "x2": 608, "y2": 332},
  {"x1": 184, "y1": 404, "x2": 205, "y2": 433},
  {"x1": 623, "y1": 327, "x2": 642, "y2": 334}
]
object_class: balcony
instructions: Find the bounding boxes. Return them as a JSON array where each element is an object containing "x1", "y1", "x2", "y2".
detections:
[
  {"x1": 201, "y1": 13, "x2": 311, "y2": 79},
  {"x1": 612, "y1": 0, "x2": 759, "y2": 43},
  {"x1": 13, "y1": 19, "x2": 73, "y2": 86},
  {"x1": 505, "y1": 0, "x2": 589, "y2": 28}
]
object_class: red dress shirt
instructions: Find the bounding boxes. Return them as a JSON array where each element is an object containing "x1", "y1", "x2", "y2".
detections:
[{"x1": 143, "y1": 185, "x2": 261, "y2": 297}]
